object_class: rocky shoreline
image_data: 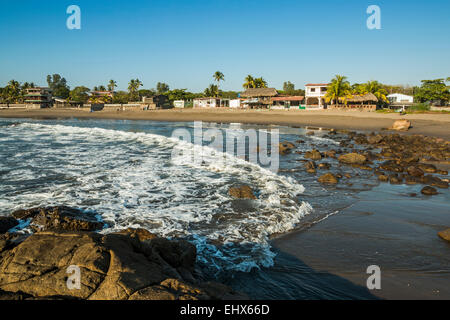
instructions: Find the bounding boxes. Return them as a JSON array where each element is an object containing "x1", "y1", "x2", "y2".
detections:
[
  {"x1": 1, "y1": 120, "x2": 449, "y2": 300},
  {"x1": 0, "y1": 207, "x2": 246, "y2": 300}
]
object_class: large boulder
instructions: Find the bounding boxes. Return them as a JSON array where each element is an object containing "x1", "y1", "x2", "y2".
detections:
[
  {"x1": 390, "y1": 119, "x2": 411, "y2": 131},
  {"x1": 338, "y1": 153, "x2": 367, "y2": 165},
  {"x1": 0, "y1": 217, "x2": 18, "y2": 234},
  {"x1": 0, "y1": 230, "x2": 244, "y2": 300}
]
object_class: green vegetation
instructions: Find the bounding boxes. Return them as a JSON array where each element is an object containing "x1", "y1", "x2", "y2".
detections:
[
  {"x1": 204, "y1": 84, "x2": 219, "y2": 97},
  {"x1": 128, "y1": 79, "x2": 143, "y2": 101},
  {"x1": 69, "y1": 86, "x2": 90, "y2": 103},
  {"x1": 324, "y1": 75, "x2": 351, "y2": 105},
  {"x1": 243, "y1": 75, "x2": 268, "y2": 89},
  {"x1": 414, "y1": 79, "x2": 450, "y2": 105},
  {"x1": 47, "y1": 74, "x2": 70, "y2": 99},
  {"x1": 108, "y1": 80, "x2": 117, "y2": 92},
  {"x1": 156, "y1": 82, "x2": 170, "y2": 94}
]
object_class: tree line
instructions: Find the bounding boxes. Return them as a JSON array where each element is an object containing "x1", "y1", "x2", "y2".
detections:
[
  {"x1": 1, "y1": 73, "x2": 448, "y2": 105},
  {"x1": 323, "y1": 75, "x2": 450, "y2": 106}
]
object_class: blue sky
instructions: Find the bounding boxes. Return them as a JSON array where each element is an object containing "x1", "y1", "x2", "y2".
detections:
[{"x1": 1, "y1": 0, "x2": 449, "y2": 92}]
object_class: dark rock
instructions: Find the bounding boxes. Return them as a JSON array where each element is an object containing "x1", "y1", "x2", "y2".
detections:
[
  {"x1": 338, "y1": 153, "x2": 367, "y2": 165},
  {"x1": 421, "y1": 186, "x2": 438, "y2": 195},
  {"x1": 406, "y1": 166, "x2": 424, "y2": 177},
  {"x1": 114, "y1": 228, "x2": 157, "y2": 242},
  {"x1": 28, "y1": 206, "x2": 104, "y2": 232},
  {"x1": 367, "y1": 134, "x2": 383, "y2": 144},
  {"x1": 279, "y1": 142, "x2": 294, "y2": 155},
  {"x1": 318, "y1": 173, "x2": 339, "y2": 184},
  {"x1": 379, "y1": 160, "x2": 404, "y2": 173},
  {"x1": 438, "y1": 229, "x2": 450, "y2": 242},
  {"x1": 389, "y1": 174, "x2": 402, "y2": 184},
  {"x1": 318, "y1": 163, "x2": 331, "y2": 170},
  {"x1": 304, "y1": 149, "x2": 322, "y2": 160},
  {"x1": 417, "y1": 163, "x2": 438, "y2": 173},
  {"x1": 228, "y1": 185, "x2": 256, "y2": 199},
  {"x1": 304, "y1": 161, "x2": 316, "y2": 173},
  {"x1": 323, "y1": 150, "x2": 336, "y2": 158},
  {"x1": 0, "y1": 217, "x2": 19, "y2": 234},
  {"x1": 405, "y1": 176, "x2": 419, "y2": 185}
]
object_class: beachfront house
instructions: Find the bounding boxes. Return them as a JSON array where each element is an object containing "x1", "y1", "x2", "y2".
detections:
[
  {"x1": 241, "y1": 88, "x2": 278, "y2": 109},
  {"x1": 229, "y1": 99, "x2": 243, "y2": 108},
  {"x1": 387, "y1": 93, "x2": 414, "y2": 111},
  {"x1": 344, "y1": 93, "x2": 378, "y2": 111},
  {"x1": 193, "y1": 97, "x2": 229, "y2": 108},
  {"x1": 305, "y1": 83, "x2": 329, "y2": 108},
  {"x1": 141, "y1": 95, "x2": 171, "y2": 109},
  {"x1": 173, "y1": 100, "x2": 185, "y2": 108},
  {"x1": 271, "y1": 96, "x2": 305, "y2": 109},
  {"x1": 387, "y1": 93, "x2": 414, "y2": 104},
  {"x1": 24, "y1": 87, "x2": 53, "y2": 108},
  {"x1": 89, "y1": 91, "x2": 114, "y2": 103}
]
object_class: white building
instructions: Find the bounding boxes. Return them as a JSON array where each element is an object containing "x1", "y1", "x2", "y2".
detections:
[
  {"x1": 193, "y1": 97, "x2": 229, "y2": 108},
  {"x1": 173, "y1": 100, "x2": 185, "y2": 108},
  {"x1": 305, "y1": 83, "x2": 329, "y2": 108},
  {"x1": 387, "y1": 93, "x2": 414, "y2": 104},
  {"x1": 229, "y1": 99, "x2": 242, "y2": 108}
]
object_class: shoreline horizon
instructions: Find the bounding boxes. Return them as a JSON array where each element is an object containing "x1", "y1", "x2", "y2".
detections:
[{"x1": 1, "y1": 108, "x2": 450, "y2": 139}]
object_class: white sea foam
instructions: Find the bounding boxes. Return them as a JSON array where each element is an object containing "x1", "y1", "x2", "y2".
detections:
[{"x1": 0, "y1": 122, "x2": 314, "y2": 272}]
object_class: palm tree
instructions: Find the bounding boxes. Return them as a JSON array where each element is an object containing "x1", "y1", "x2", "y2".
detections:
[
  {"x1": 108, "y1": 80, "x2": 117, "y2": 93},
  {"x1": 324, "y1": 75, "x2": 352, "y2": 106},
  {"x1": 5, "y1": 80, "x2": 21, "y2": 104},
  {"x1": 243, "y1": 75, "x2": 255, "y2": 89},
  {"x1": 128, "y1": 79, "x2": 143, "y2": 101},
  {"x1": 204, "y1": 84, "x2": 218, "y2": 97},
  {"x1": 358, "y1": 80, "x2": 389, "y2": 103},
  {"x1": 254, "y1": 77, "x2": 268, "y2": 88},
  {"x1": 213, "y1": 71, "x2": 224, "y2": 96}
]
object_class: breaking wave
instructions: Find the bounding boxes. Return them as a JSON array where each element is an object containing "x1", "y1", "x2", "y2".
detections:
[{"x1": 0, "y1": 121, "x2": 313, "y2": 272}]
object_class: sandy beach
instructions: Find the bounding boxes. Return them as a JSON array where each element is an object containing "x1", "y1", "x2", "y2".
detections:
[{"x1": 1, "y1": 108, "x2": 450, "y2": 139}]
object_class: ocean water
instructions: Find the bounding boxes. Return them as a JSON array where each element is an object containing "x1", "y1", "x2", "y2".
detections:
[{"x1": 4, "y1": 118, "x2": 447, "y2": 299}]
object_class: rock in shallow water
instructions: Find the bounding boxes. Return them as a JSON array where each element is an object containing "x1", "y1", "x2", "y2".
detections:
[
  {"x1": 421, "y1": 186, "x2": 438, "y2": 195},
  {"x1": 338, "y1": 153, "x2": 367, "y2": 165},
  {"x1": 228, "y1": 185, "x2": 256, "y2": 199},
  {"x1": 438, "y1": 229, "x2": 450, "y2": 242},
  {"x1": 318, "y1": 173, "x2": 339, "y2": 185},
  {"x1": 23, "y1": 206, "x2": 105, "y2": 232}
]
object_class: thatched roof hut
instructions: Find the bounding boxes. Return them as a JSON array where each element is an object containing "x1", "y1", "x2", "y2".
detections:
[
  {"x1": 346, "y1": 93, "x2": 378, "y2": 103},
  {"x1": 241, "y1": 88, "x2": 278, "y2": 98}
]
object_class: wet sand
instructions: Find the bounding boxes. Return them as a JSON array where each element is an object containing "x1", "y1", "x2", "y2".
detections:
[
  {"x1": 272, "y1": 183, "x2": 450, "y2": 300},
  {"x1": 1, "y1": 108, "x2": 450, "y2": 139}
]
